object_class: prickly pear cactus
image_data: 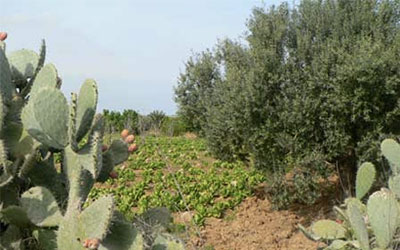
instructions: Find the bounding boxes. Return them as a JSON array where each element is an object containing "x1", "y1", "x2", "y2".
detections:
[
  {"x1": 299, "y1": 138, "x2": 400, "y2": 249},
  {"x1": 346, "y1": 199, "x2": 369, "y2": 250},
  {"x1": 355, "y1": 162, "x2": 375, "y2": 200},
  {"x1": 0, "y1": 38, "x2": 184, "y2": 249},
  {"x1": 367, "y1": 189, "x2": 398, "y2": 249}
]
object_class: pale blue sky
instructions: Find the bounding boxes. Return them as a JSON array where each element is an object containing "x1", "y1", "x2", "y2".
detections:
[{"x1": 1, "y1": 0, "x2": 286, "y2": 115}]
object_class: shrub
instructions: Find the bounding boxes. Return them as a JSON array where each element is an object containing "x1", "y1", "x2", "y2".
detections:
[
  {"x1": 147, "y1": 110, "x2": 166, "y2": 131},
  {"x1": 160, "y1": 116, "x2": 189, "y2": 136},
  {"x1": 174, "y1": 50, "x2": 221, "y2": 134},
  {"x1": 103, "y1": 109, "x2": 139, "y2": 135},
  {"x1": 175, "y1": 0, "x2": 400, "y2": 206}
]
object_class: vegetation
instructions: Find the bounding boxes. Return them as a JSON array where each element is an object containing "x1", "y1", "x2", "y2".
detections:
[
  {"x1": 160, "y1": 116, "x2": 189, "y2": 137},
  {"x1": 174, "y1": 0, "x2": 400, "y2": 208},
  {"x1": 103, "y1": 109, "x2": 188, "y2": 137},
  {"x1": 89, "y1": 135, "x2": 265, "y2": 226},
  {"x1": 4, "y1": 0, "x2": 400, "y2": 249},
  {"x1": 300, "y1": 138, "x2": 400, "y2": 249},
  {"x1": 0, "y1": 40, "x2": 183, "y2": 249},
  {"x1": 103, "y1": 109, "x2": 139, "y2": 134}
]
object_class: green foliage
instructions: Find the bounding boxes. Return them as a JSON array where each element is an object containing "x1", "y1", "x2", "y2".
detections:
[
  {"x1": 202, "y1": 40, "x2": 252, "y2": 162},
  {"x1": 267, "y1": 168, "x2": 322, "y2": 210},
  {"x1": 89, "y1": 135, "x2": 265, "y2": 226},
  {"x1": 174, "y1": 50, "x2": 221, "y2": 133},
  {"x1": 300, "y1": 138, "x2": 400, "y2": 249},
  {"x1": 103, "y1": 109, "x2": 139, "y2": 135},
  {"x1": 160, "y1": 116, "x2": 189, "y2": 137},
  {"x1": 103, "y1": 109, "x2": 189, "y2": 137},
  {"x1": 174, "y1": 0, "x2": 400, "y2": 207},
  {"x1": 0, "y1": 40, "x2": 183, "y2": 249},
  {"x1": 147, "y1": 110, "x2": 166, "y2": 131}
]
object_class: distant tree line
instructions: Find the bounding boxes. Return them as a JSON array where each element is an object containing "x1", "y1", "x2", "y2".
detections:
[
  {"x1": 103, "y1": 109, "x2": 188, "y2": 136},
  {"x1": 174, "y1": 0, "x2": 400, "y2": 207}
]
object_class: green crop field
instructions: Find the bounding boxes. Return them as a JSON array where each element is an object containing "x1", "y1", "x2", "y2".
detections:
[{"x1": 88, "y1": 135, "x2": 265, "y2": 226}]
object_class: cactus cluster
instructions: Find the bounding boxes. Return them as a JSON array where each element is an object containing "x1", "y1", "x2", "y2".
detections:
[
  {"x1": 299, "y1": 138, "x2": 400, "y2": 250},
  {"x1": 0, "y1": 38, "x2": 184, "y2": 249}
]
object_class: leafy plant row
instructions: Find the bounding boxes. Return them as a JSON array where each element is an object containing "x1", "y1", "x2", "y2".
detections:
[{"x1": 89, "y1": 135, "x2": 265, "y2": 226}]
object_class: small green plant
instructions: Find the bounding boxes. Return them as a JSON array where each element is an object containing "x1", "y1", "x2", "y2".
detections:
[
  {"x1": 266, "y1": 171, "x2": 292, "y2": 209},
  {"x1": 267, "y1": 166, "x2": 322, "y2": 210},
  {"x1": 299, "y1": 138, "x2": 400, "y2": 249}
]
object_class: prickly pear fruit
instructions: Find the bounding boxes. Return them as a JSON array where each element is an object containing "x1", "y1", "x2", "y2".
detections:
[
  {"x1": 89, "y1": 238, "x2": 100, "y2": 249},
  {"x1": 124, "y1": 135, "x2": 135, "y2": 144},
  {"x1": 109, "y1": 171, "x2": 118, "y2": 179},
  {"x1": 82, "y1": 238, "x2": 100, "y2": 249},
  {"x1": 128, "y1": 144, "x2": 138, "y2": 153},
  {"x1": 82, "y1": 239, "x2": 90, "y2": 248},
  {"x1": 102, "y1": 144, "x2": 108, "y2": 152},
  {"x1": 0, "y1": 32, "x2": 7, "y2": 41},
  {"x1": 120, "y1": 129, "x2": 129, "y2": 139}
]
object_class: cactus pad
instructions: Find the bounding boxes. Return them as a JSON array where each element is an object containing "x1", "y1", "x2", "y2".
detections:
[
  {"x1": 30, "y1": 63, "x2": 58, "y2": 97},
  {"x1": 79, "y1": 195, "x2": 114, "y2": 240},
  {"x1": 356, "y1": 162, "x2": 376, "y2": 200},
  {"x1": 108, "y1": 139, "x2": 129, "y2": 165},
  {"x1": 0, "y1": 47, "x2": 13, "y2": 102},
  {"x1": 22, "y1": 88, "x2": 69, "y2": 149},
  {"x1": 75, "y1": 79, "x2": 98, "y2": 142},
  {"x1": 32, "y1": 229, "x2": 57, "y2": 250},
  {"x1": 389, "y1": 174, "x2": 400, "y2": 199},
  {"x1": 8, "y1": 49, "x2": 39, "y2": 80},
  {"x1": 100, "y1": 211, "x2": 144, "y2": 250},
  {"x1": 0, "y1": 205, "x2": 32, "y2": 228},
  {"x1": 298, "y1": 224, "x2": 320, "y2": 241},
  {"x1": 347, "y1": 199, "x2": 370, "y2": 250},
  {"x1": 381, "y1": 139, "x2": 400, "y2": 174},
  {"x1": 0, "y1": 225, "x2": 23, "y2": 250},
  {"x1": 327, "y1": 240, "x2": 351, "y2": 249},
  {"x1": 367, "y1": 189, "x2": 399, "y2": 249},
  {"x1": 310, "y1": 219, "x2": 346, "y2": 240},
  {"x1": 35, "y1": 40, "x2": 46, "y2": 75},
  {"x1": 20, "y1": 186, "x2": 62, "y2": 227}
]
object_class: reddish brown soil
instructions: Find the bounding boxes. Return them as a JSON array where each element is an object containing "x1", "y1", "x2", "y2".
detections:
[{"x1": 177, "y1": 185, "x2": 338, "y2": 250}]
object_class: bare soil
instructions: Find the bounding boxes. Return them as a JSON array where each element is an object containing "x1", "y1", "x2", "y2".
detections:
[{"x1": 176, "y1": 184, "x2": 339, "y2": 250}]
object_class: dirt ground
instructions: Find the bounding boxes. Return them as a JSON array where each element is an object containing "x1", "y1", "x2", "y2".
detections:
[{"x1": 177, "y1": 184, "x2": 339, "y2": 250}]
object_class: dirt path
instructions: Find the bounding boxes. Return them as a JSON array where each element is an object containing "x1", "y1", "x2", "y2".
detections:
[{"x1": 179, "y1": 189, "x2": 337, "y2": 250}]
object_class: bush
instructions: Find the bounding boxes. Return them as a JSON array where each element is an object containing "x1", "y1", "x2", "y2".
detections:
[
  {"x1": 147, "y1": 110, "x2": 166, "y2": 131},
  {"x1": 160, "y1": 116, "x2": 189, "y2": 136},
  {"x1": 103, "y1": 109, "x2": 139, "y2": 134},
  {"x1": 174, "y1": 0, "x2": 400, "y2": 206},
  {"x1": 174, "y1": 50, "x2": 221, "y2": 134}
]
